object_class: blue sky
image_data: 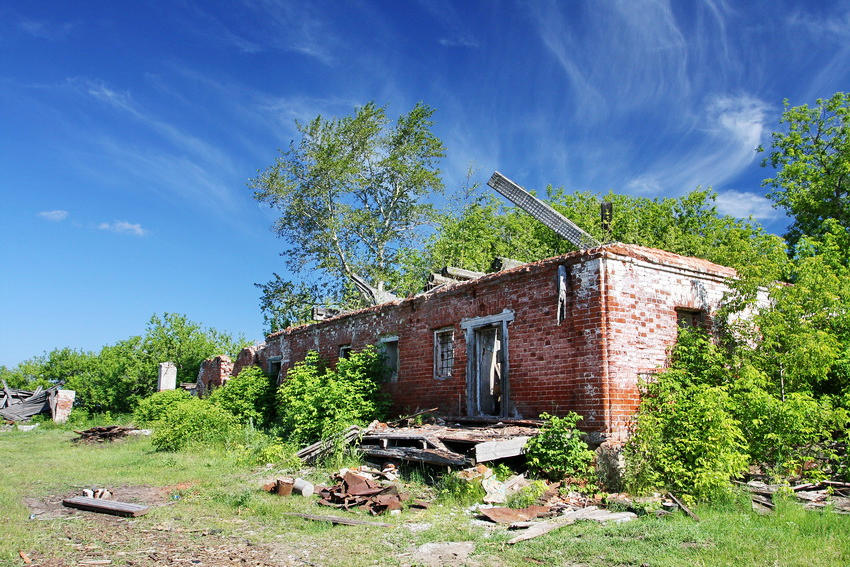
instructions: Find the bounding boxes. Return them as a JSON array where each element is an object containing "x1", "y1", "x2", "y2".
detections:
[{"x1": 2, "y1": 1, "x2": 849, "y2": 367}]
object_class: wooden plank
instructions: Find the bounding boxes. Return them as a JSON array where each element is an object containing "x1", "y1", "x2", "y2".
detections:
[
  {"x1": 507, "y1": 507, "x2": 598, "y2": 544},
  {"x1": 359, "y1": 446, "x2": 469, "y2": 467},
  {"x1": 387, "y1": 407, "x2": 439, "y2": 426},
  {"x1": 281, "y1": 512, "x2": 392, "y2": 528},
  {"x1": 441, "y1": 266, "x2": 486, "y2": 280},
  {"x1": 474, "y1": 436, "x2": 529, "y2": 463},
  {"x1": 62, "y1": 496, "x2": 149, "y2": 517},
  {"x1": 667, "y1": 492, "x2": 700, "y2": 521}
]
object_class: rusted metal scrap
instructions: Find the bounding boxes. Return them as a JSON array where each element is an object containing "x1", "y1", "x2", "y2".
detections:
[{"x1": 318, "y1": 469, "x2": 413, "y2": 515}]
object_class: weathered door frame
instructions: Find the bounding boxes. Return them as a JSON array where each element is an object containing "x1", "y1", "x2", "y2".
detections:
[{"x1": 460, "y1": 309, "x2": 514, "y2": 418}]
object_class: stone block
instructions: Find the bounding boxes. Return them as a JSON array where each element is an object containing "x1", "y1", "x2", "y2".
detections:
[
  {"x1": 53, "y1": 390, "x2": 75, "y2": 423},
  {"x1": 158, "y1": 361, "x2": 178, "y2": 391}
]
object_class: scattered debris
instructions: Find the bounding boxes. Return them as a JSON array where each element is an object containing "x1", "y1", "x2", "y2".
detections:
[
  {"x1": 0, "y1": 382, "x2": 61, "y2": 422},
  {"x1": 479, "y1": 505, "x2": 552, "y2": 524},
  {"x1": 18, "y1": 551, "x2": 32, "y2": 564},
  {"x1": 16, "y1": 423, "x2": 39, "y2": 432},
  {"x1": 736, "y1": 480, "x2": 850, "y2": 513},
  {"x1": 73, "y1": 426, "x2": 140, "y2": 443},
  {"x1": 455, "y1": 464, "x2": 531, "y2": 504},
  {"x1": 296, "y1": 424, "x2": 367, "y2": 463},
  {"x1": 82, "y1": 488, "x2": 113, "y2": 500},
  {"x1": 506, "y1": 506, "x2": 636, "y2": 544},
  {"x1": 263, "y1": 477, "x2": 313, "y2": 497},
  {"x1": 62, "y1": 496, "x2": 150, "y2": 517},
  {"x1": 280, "y1": 512, "x2": 392, "y2": 528},
  {"x1": 359, "y1": 421, "x2": 539, "y2": 468},
  {"x1": 317, "y1": 468, "x2": 411, "y2": 515}
]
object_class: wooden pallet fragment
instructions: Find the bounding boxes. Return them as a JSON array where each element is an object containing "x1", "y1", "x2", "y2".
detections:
[{"x1": 62, "y1": 496, "x2": 149, "y2": 517}]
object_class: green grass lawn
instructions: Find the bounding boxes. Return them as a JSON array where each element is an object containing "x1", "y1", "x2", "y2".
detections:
[{"x1": 1, "y1": 425, "x2": 848, "y2": 566}]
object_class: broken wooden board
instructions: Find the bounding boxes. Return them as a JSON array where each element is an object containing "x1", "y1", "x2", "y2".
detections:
[
  {"x1": 281, "y1": 512, "x2": 392, "y2": 528},
  {"x1": 358, "y1": 446, "x2": 469, "y2": 467},
  {"x1": 506, "y1": 507, "x2": 637, "y2": 544},
  {"x1": 474, "y1": 436, "x2": 529, "y2": 463},
  {"x1": 62, "y1": 496, "x2": 149, "y2": 517}
]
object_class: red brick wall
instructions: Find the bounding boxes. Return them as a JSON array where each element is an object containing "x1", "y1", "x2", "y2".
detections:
[
  {"x1": 601, "y1": 246, "x2": 735, "y2": 441},
  {"x1": 260, "y1": 244, "x2": 736, "y2": 443},
  {"x1": 265, "y1": 252, "x2": 611, "y2": 437}
]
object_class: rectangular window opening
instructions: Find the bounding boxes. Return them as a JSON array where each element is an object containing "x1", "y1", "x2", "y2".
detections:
[
  {"x1": 338, "y1": 345, "x2": 352, "y2": 359},
  {"x1": 268, "y1": 356, "x2": 282, "y2": 379},
  {"x1": 676, "y1": 308, "x2": 705, "y2": 329},
  {"x1": 434, "y1": 328, "x2": 454, "y2": 379},
  {"x1": 379, "y1": 336, "x2": 399, "y2": 382}
]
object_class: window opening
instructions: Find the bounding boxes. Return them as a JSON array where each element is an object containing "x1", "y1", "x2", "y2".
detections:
[
  {"x1": 338, "y1": 345, "x2": 352, "y2": 359},
  {"x1": 434, "y1": 328, "x2": 454, "y2": 379},
  {"x1": 379, "y1": 336, "x2": 399, "y2": 382},
  {"x1": 676, "y1": 308, "x2": 705, "y2": 329},
  {"x1": 268, "y1": 356, "x2": 282, "y2": 379}
]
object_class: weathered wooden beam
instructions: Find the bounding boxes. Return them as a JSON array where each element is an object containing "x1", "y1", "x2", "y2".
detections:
[
  {"x1": 474, "y1": 436, "x2": 529, "y2": 463},
  {"x1": 490, "y1": 257, "x2": 526, "y2": 272},
  {"x1": 62, "y1": 496, "x2": 150, "y2": 517},
  {"x1": 359, "y1": 446, "x2": 469, "y2": 467},
  {"x1": 441, "y1": 266, "x2": 486, "y2": 280},
  {"x1": 281, "y1": 512, "x2": 392, "y2": 528}
]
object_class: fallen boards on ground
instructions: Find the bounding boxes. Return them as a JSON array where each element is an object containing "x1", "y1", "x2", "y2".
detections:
[
  {"x1": 0, "y1": 382, "x2": 60, "y2": 421},
  {"x1": 62, "y1": 496, "x2": 150, "y2": 517}
]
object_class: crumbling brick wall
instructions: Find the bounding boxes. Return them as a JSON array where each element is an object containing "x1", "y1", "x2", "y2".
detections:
[
  {"x1": 196, "y1": 355, "x2": 234, "y2": 396},
  {"x1": 259, "y1": 244, "x2": 736, "y2": 444}
]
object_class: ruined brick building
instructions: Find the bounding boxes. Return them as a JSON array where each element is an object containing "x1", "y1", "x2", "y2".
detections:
[{"x1": 204, "y1": 243, "x2": 735, "y2": 449}]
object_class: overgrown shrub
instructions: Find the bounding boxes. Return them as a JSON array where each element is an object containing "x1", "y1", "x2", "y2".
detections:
[
  {"x1": 133, "y1": 389, "x2": 192, "y2": 425},
  {"x1": 731, "y1": 377, "x2": 843, "y2": 479},
  {"x1": 277, "y1": 347, "x2": 389, "y2": 444},
  {"x1": 209, "y1": 365, "x2": 276, "y2": 426},
  {"x1": 525, "y1": 412, "x2": 595, "y2": 482},
  {"x1": 151, "y1": 398, "x2": 240, "y2": 451},
  {"x1": 624, "y1": 380, "x2": 749, "y2": 502}
]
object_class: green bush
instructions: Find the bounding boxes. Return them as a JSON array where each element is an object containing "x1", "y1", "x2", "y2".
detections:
[
  {"x1": 209, "y1": 366, "x2": 276, "y2": 426},
  {"x1": 525, "y1": 412, "x2": 595, "y2": 482},
  {"x1": 732, "y1": 379, "x2": 843, "y2": 479},
  {"x1": 624, "y1": 379, "x2": 749, "y2": 502},
  {"x1": 133, "y1": 389, "x2": 192, "y2": 425},
  {"x1": 277, "y1": 347, "x2": 390, "y2": 444},
  {"x1": 151, "y1": 398, "x2": 240, "y2": 451}
]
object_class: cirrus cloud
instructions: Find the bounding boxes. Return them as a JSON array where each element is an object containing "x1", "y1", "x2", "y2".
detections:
[
  {"x1": 97, "y1": 220, "x2": 147, "y2": 236},
  {"x1": 37, "y1": 209, "x2": 69, "y2": 222}
]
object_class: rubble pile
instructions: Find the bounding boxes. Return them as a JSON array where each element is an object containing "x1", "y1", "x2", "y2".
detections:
[{"x1": 317, "y1": 466, "x2": 428, "y2": 515}]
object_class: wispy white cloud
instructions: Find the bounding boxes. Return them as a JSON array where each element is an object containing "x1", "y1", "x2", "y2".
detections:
[
  {"x1": 624, "y1": 93, "x2": 770, "y2": 195},
  {"x1": 715, "y1": 189, "x2": 778, "y2": 220},
  {"x1": 438, "y1": 36, "x2": 478, "y2": 48},
  {"x1": 18, "y1": 19, "x2": 74, "y2": 40},
  {"x1": 97, "y1": 220, "x2": 147, "y2": 236},
  {"x1": 37, "y1": 209, "x2": 69, "y2": 222},
  {"x1": 250, "y1": 0, "x2": 338, "y2": 65}
]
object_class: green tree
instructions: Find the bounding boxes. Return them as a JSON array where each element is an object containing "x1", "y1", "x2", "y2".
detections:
[
  {"x1": 424, "y1": 188, "x2": 787, "y2": 283},
  {"x1": 760, "y1": 92, "x2": 850, "y2": 248},
  {"x1": 250, "y1": 102, "x2": 445, "y2": 322}
]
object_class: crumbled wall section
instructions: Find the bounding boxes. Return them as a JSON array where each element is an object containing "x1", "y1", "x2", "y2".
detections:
[
  {"x1": 232, "y1": 345, "x2": 260, "y2": 376},
  {"x1": 196, "y1": 355, "x2": 234, "y2": 395},
  {"x1": 259, "y1": 244, "x2": 738, "y2": 443}
]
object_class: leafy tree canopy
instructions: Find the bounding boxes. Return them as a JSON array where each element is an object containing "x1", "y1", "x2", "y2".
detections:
[
  {"x1": 760, "y1": 92, "x2": 850, "y2": 248},
  {"x1": 250, "y1": 102, "x2": 445, "y2": 330},
  {"x1": 418, "y1": 188, "x2": 788, "y2": 285}
]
